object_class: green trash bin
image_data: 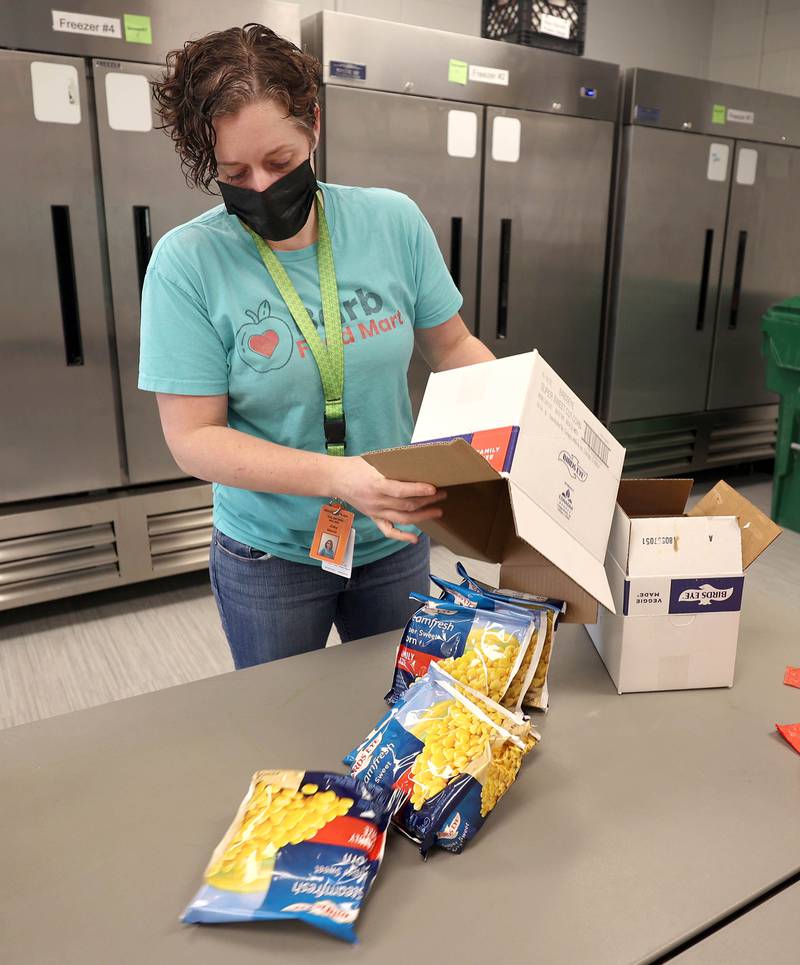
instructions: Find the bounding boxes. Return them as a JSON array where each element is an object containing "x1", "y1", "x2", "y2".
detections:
[{"x1": 762, "y1": 297, "x2": 800, "y2": 532}]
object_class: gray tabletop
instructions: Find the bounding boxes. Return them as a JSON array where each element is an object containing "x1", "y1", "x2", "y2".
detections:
[
  {"x1": 673, "y1": 882, "x2": 800, "y2": 964},
  {"x1": 2, "y1": 584, "x2": 799, "y2": 965}
]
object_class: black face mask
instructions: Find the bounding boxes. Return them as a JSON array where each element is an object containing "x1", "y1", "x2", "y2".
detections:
[{"x1": 217, "y1": 158, "x2": 318, "y2": 241}]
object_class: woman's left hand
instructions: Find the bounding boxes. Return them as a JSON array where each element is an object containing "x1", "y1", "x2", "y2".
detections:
[{"x1": 332, "y1": 456, "x2": 446, "y2": 543}]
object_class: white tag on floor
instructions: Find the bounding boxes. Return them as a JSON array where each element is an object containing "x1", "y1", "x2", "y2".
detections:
[{"x1": 321, "y1": 529, "x2": 355, "y2": 578}]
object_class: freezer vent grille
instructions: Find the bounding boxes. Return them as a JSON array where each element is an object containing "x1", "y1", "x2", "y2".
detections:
[
  {"x1": 707, "y1": 414, "x2": 777, "y2": 466},
  {"x1": 613, "y1": 407, "x2": 778, "y2": 477},
  {"x1": 147, "y1": 505, "x2": 213, "y2": 575},
  {"x1": 617, "y1": 425, "x2": 697, "y2": 477},
  {"x1": 0, "y1": 522, "x2": 119, "y2": 607}
]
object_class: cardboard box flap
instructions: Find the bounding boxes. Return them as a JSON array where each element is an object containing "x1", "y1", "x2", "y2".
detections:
[
  {"x1": 364, "y1": 438, "x2": 501, "y2": 487},
  {"x1": 365, "y1": 441, "x2": 508, "y2": 563},
  {"x1": 627, "y1": 514, "x2": 743, "y2": 577},
  {"x1": 411, "y1": 354, "x2": 533, "y2": 443},
  {"x1": 417, "y1": 479, "x2": 509, "y2": 564},
  {"x1": 688, "y1": 480, "x2": 782, "y2": 568},
  {"x1": 498, "y1": 554, "x2": 600, "y2": 624},
  {"x1": 508, "y1": 480, "x2": 615, "y2": 612},
  {"x1": 617, "y1": 478, "x2": 693, "y2": 518}
]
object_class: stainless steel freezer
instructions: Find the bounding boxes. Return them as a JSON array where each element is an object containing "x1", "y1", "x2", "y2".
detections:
[
  {"x1": 304, "y1": 11, "x2": 619, "y2": 410},
  {"x1": 0, "y1": 0, "x2": 300, "y2": 609},
  {"x1": 603, "y1": 69, "x2": 800, "y2": 475},
  {"x1": 0, "y1": 48, "x2": 124, "y2": 503},
  {"x1": 479, "y1": 105, "x2": 614, "y2": 405},
  {"x1": 92, "y1": 58, "x2": 219, "y2": 486}
]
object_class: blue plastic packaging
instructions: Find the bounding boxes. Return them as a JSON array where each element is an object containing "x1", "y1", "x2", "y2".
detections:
[{"x1": 182, "y1": 770, "x2": 392, "y2": 943}]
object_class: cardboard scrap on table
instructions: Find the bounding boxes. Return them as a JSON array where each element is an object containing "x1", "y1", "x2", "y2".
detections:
[
  {"x1": 776, "y1": 723, "x2": 800, "y2": 754},
  {"x1": 784, "y1": 666, "x2": 800, "y2": 689}
]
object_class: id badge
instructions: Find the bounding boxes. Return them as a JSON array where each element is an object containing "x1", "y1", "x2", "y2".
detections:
[
  {"x1": 321, "y1": 528, "x2": 356, "y2": 579},
  {"x1": 309, "y1": 502, "x2": 354, "y2": 567}
]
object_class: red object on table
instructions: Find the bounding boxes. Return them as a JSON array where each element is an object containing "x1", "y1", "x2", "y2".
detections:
[
  {"x1": 783, "y1": 666, "x2": 800, "y2": 689},
  {"x1": 776, "y1": 723, "x2": 800, "y2": 754}
]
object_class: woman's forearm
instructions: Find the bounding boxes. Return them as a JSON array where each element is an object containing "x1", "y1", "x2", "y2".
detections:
[
  {"x1": 167, "y1": 423, "x2": 446, "y2": 541},
  {"x1": 170, "y1": 424, "x2": 340, "y2": 497},
  {"x1": 436, "y1": 333, "x2": 495, "y2": 372}
]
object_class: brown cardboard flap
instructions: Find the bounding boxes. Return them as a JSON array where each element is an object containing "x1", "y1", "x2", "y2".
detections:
[
  {"x1": 364, "y1": 438, "x2": 500, "y2": 487},
  {"x1": 499, "y1": 550, "x2": 598, "y2": 624},
  {"x1": 617, "y1": 478, "x2": 693, "y2": 518},
  {"x1": 687, "y1": 480, "x2": 782, "y2": 568},
  {"x1": 365, "y1": 440, "x2": 508, "y2": 562},
  {"x1": 417, "y1": 480, "x2": 509, "y2": 563}
]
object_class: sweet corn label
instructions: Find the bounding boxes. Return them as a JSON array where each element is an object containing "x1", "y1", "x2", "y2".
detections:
[
  {"x1": 182, "y1": 771, "x2": 391, "y2": 943},
  {"x1": 387, "y1": 595, "x2": 534, "y2": 708},
  {"x1": 350, "y1": 665, "x2": 537, "y2": 855}
]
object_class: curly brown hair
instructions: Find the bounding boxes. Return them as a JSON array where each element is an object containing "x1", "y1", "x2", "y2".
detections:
[{"x1": 153, "y1": 23, "x2": 321, "y2": 192}]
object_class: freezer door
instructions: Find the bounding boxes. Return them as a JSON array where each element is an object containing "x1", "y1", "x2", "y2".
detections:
[
  {"x1": 707, "y1": 142, "x2": 799, "y2": 410},
  {"x1": 93, "y1": 60, "x2": 219, "y2": 484},
  {"x1": 0, "y1": 50, "x2": 123, "y2": 503},
  {"x1": 320, "y1": 86, "x2": 483, "y2": 411},
  {"x1": 479, "y1": 107, "x2": 614, "y2": 408},
  {"x1": 607, "y1": 127, "x2": 733, "y2": 423}
]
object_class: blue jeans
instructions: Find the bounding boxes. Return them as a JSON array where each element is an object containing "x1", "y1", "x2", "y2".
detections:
[{"x1": 209, "y1": 527, "x2": 430, "y2": 669}]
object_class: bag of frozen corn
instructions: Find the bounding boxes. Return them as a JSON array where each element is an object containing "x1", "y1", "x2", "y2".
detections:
[
  {"x1": 386, "y1": 593, "x2": 538, "y2": 710},
  {"x1": 182, "y1": 770, "x2": 392, "y2": 943},
  {"x1": 428, "y1": 574, "x2": 547, "y2": 712},
  {"x1": 454, "y1": 561, "x2": 566, "y2": 614},
  {"x1": 349, "y1": 664, "x2": 539, "y2": 856},
  {"x1": 452, "y1": 562, "x2": 565, "y2": 710}
]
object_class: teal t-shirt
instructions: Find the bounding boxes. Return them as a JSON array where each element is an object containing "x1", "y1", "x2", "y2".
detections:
[{"x1": 138, "y1": 183, "x2": 462, "y2": 565}]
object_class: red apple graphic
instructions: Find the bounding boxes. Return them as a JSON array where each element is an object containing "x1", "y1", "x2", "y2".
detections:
[{"x1": 236, "y1": 299, "x2": 293, "y2": 374}]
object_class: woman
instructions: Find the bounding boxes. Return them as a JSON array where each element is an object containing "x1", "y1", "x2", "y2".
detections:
[{"x1": 139, "y1": 23, "x2": 493, "y2": 669}]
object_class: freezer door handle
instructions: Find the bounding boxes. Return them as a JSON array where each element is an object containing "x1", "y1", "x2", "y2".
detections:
[
  {"x1": 695, "y1": 228, "x2": 714, "y2": 331},
  {"x1": 497, "y1": 218, "x2": 512, "y2": 339},
  {"x1": 728, "y1": 230, "x2": 748, "y2": 330},
  {"x1": 449, "y1": 216, "x2": 462, "y2": 291},
  {"x1": 133, "y1": 205, "x2": 153, "y2": 298},
  {"x1": 50, "y1": 205, "x2": 84, "y2": 366}
]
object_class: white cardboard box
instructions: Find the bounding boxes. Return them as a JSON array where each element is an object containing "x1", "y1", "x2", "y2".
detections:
[
  {"x1": 366, "y1": 351, "x2": 626, "y2": 623},
  {"x1": 586, "y1": 479, "x2": 781, "y2": 693}
]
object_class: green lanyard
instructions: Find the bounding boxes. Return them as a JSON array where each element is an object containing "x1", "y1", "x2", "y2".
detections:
[{"x1": 244, "y1": 192, "x2": 345, "y2": 456}]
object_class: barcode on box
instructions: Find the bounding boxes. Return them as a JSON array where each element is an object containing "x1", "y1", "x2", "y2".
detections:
[{"x1": 583, "y1": 422, "x2": 610, "y2": 466}]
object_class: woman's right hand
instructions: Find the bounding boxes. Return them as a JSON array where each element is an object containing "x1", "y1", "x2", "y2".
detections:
[{"x1": 332, "y1": 456, "x2": 447, "y2": 544}]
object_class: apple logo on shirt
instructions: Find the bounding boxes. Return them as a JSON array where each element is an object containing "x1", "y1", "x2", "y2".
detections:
[{"x1": 236, "y1": 299, "x2": 294, "y2": 374}]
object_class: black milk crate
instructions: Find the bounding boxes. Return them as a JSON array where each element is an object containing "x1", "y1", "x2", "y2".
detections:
[{"x1": 481, "y1": 0, "x2": 587, "y2": 56}]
